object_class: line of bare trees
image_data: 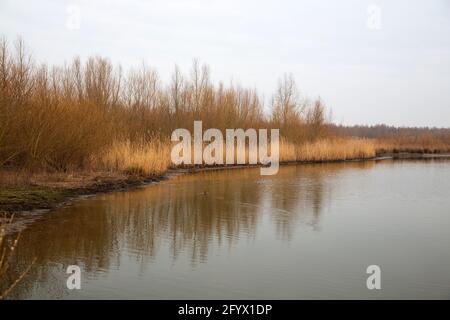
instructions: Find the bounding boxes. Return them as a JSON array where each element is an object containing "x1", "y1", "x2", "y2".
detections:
[
  {"x1": 334, "y1": 124, "x2": 450, "y2": 152},
  {"x1": 0, "y1": 37, "x2": 327, "y2": 171}
]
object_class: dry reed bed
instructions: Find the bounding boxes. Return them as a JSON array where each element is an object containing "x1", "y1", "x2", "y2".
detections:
[
  {"x1": 0, "y1": 38, "x2": 328, "y2": 173},
  {"x1": 94, "y1": 137, "x2": 376, "y2": 176},
  {"x1": 98, "y1": 139, "x2": 171, "y2": 176},
  {"x1": 280, "y1": 138, "x2": 376, "y2": 162},
  {"x1": 0, "y1": 37, "x2": 442, "y2": 180}
]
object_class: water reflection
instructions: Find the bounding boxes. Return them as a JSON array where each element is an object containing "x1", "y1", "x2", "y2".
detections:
[{"x1": 6, "y1": 161, "x2": 378, "y2": 299}]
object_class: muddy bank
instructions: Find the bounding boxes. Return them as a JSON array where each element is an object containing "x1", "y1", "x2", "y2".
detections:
[
  {"x1": 0, "y1": 174, "x2": 165, "y2": 215},
  {"x1": 382, "y1": 152, "x2": 450, "y2": 159}
]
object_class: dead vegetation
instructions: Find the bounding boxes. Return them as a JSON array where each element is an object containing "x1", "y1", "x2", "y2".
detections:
[
  {"x1": 0, "y1": 37, "x2": 330, "y2": 176},
  {"x1": 0, "y1": 36, "x2": 447, "y2": 186}
]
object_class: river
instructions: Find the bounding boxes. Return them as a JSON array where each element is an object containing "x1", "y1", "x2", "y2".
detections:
[{"x1": 5, "y1": 159, "x2": 450, "y2": 299}]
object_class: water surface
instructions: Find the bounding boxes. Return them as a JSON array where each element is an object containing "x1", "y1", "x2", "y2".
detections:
[{"x1": 6, "y1": 160, "x2": 450, "y2": 299}]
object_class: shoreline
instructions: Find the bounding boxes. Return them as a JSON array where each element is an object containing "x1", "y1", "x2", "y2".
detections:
[{"x1": 1, "y1": 152, "x2": 450, "y2": 218}]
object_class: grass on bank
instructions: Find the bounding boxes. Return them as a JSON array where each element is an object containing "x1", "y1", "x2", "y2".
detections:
[{"x1": 0, "y1": 188, "x2": 71, "y2": 212}]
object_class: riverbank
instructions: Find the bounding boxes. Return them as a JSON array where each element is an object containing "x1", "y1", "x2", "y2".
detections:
[
  {"x1": 2, "y1": 152, "x2": 450, "y2": 216},
  {"x1": 0, "y1": 171, "x2": 165, "y2": 215}
]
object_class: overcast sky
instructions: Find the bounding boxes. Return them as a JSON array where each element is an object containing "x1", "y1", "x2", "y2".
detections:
[{"x1": 1, "y1": 0, "x2": 449, "y2": 127}]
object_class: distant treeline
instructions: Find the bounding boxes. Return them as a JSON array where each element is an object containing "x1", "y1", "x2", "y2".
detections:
[
  {"x1": 333, "y1": 124, "x2": 450, "y2": 140},
  {"x1": 333, "y1": 125, "x2": 450, "y2": 153}
]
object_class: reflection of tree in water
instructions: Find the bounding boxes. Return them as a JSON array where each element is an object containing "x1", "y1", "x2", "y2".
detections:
[
  {"x1": 107, "y1": 170, "x2": 262, "y2": 265},
  {"x1": 6, "y1": 169, "x2": 262, "y2": 298},
  {"x1": 266, "y1": 162, "x2": 374, "y2": 240},
  {"x1": 7, "y1": 162, "x2": 374, "y2": 298}
]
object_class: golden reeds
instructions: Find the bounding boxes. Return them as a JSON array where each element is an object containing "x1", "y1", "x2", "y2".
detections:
[
  {"x1": 97, "y1": 139, "x2": 171, "y2": 176},
  {"x1": 280, "y1": 138, "x2": 376, "y2": 163},
  {"x1": 1, "y1": 36, "x2": 442, "y2": 179},
  {"x1": 0, "y1": 37, "x2": 331, "y2": 176}
]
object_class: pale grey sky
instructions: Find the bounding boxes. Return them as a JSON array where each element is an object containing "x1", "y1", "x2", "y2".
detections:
[{"x1": 1, "y1": 0, "x2": 449, "y2": 127}]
